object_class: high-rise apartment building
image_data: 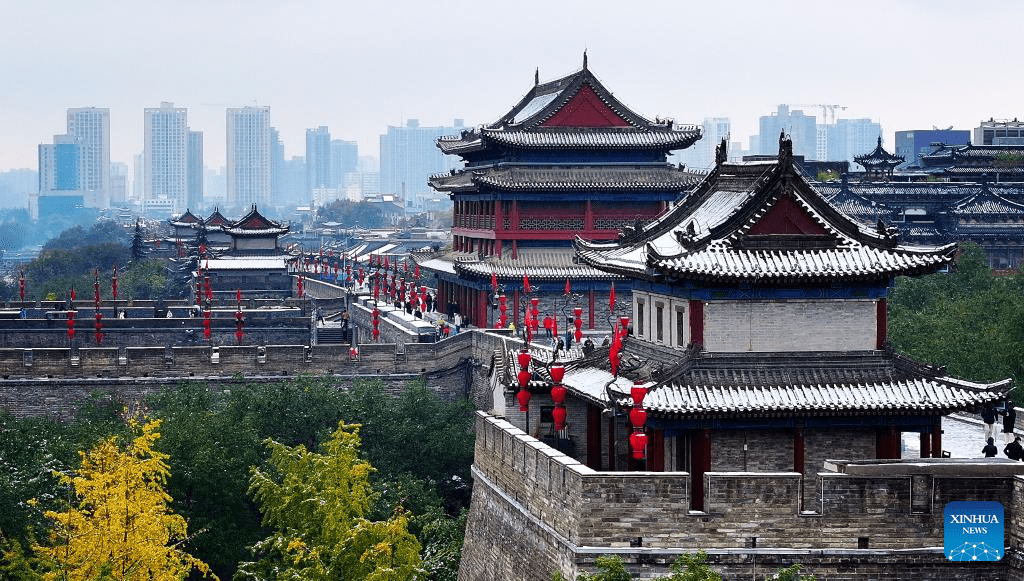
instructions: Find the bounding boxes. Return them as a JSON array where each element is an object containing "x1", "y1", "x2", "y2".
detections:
[
  {"x1": 757, "y1": 105, "x2": 817, "y2": 159},
  {"x1": 895, "y1": 129, "x2": 970, "y2": 167},
  {"x1": 144, "y1": 102, "x2": 189, "y2": 213},
  {"x1": 330, "y1": 139, "x2": 358, "y2": 188},
  {"x1": 826, "y1": 118, "x2": 882, "y2": 164},
  {"x1": 380, "y1": 118, "x2": 464, "y2": 207},
  {"x1": 671, "y1": 117, "x2": 730, "y2": 171},
  {"x1": 188, "y1": 130, "x2": 204, "y2": 210},
  {"x1": 66, "y1": 107, "x2": 110, "y2": 209},
  {"x1": 226, "y1": 107, "x2": 271, "y2": 209},
  {"x1": 305, "y1": 126, "x2": 332, "y2": 202}
]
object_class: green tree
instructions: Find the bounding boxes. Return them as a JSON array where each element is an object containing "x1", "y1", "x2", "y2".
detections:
[
  {"x1": 29, "y1": 419, "x2": 214, "y2": 581},
  {"x1": 237, "y1": 422, "x2": 422, "y2": 581}
]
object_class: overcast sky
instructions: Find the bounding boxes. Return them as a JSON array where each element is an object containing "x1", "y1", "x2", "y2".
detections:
[{"x1": 0, "y1": 0, "x2": 1019, "y2": 173}]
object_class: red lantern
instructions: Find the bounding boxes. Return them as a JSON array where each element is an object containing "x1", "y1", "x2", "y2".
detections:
[
  {"x1": 111, "y1": 264, "x2": 118, "y2": 300},
  {"x1": 297, "y1": 276, "x2": 304, "y2": 298},
  {"x1": 517, "y1": 369, "x2": 532, "y2": 389},
  {"x1": 66, "y1": 310, "x2": 75, "y2": 340},
  {"x1": 552, "y1": 406, "x2": 567, "y2": 429},
  {"x1": 549, "y1": 363, "x2": 565, "y2": 384},
  {"x1": 517, "y1": 349, "x2": 532, "y2": 369},
  {"x1": 94, "y1": 312, "x2": 103, "y2": 344},
  {"x1": 629, "y1": 431, "x2": 648, "y2": 460},
  {"x1": 349, "y1": 347, "x2": 358, "y2": 359},
  {"x1": 516, "y1": 387, "x2": 531, "y2": 411},
  {"x1": 629, "y1": 406, "x2": 647, "y2": 428},
  {"x1": 551, "y1": 383, "x2": 567, "y2": 404},
  {"x1": 203, "y1": 310, "x2": 211, "y2": 340},
  {"x1": 18, "y1": 274, "x2": 25, "y2": 301}
]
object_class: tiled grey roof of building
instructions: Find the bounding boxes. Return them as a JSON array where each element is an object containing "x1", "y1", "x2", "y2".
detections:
[
  {"x1": 576, "y1": 156, "x2": 956, "y2": 283},
  {"x1": 430, "y1": 165, "x2": 701, "y2": 192},
  {"x1": 437, "y1": 128, "x2": 702, "y2": 154},
  {"x1": 952, "y1": 188, "x2": 1024, "y2": 215},
  {"x1": 204, "y1": 256, "x2": 291, "y2": 271},
  {"x1": 414, "y1": 248, "x2": 625, "y2": 282},
  {"x1": 535, "y1": 348, "x2": 1009, "y2": 417}
]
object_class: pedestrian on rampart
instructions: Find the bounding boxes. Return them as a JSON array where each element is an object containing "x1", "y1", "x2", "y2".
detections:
[
  {"x1": 1005, "y1": 437, "x2": 1023, "y2": 461},
  {"x1": 1004, "y1": 400, "x2": 1017, "y2": 444},
  {"x1": 982, "y1": 406, "x2": 998, "y2": 441},
  {"x1": 983, "y1": 437, "x2": 999, "y2": 458}
]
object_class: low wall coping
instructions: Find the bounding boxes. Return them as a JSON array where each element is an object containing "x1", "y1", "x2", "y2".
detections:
[{"x1": 826, "y1": 458, "x2": 1024, "y2": 476}]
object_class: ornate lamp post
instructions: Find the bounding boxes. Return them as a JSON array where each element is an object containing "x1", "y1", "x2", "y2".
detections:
[
  {"x1": 629, "y1": 380, "x2": 648, "y2": 460},
  {"x1": 516, "y1": 348, "x2": 532, "y2": 411},
  {"x1": 560, "y1": 278, "x2": 583, "y2": 349},
  {"x1": 234, "y1": 289, "x2": 245, "y2": 343},
  {"x1": 549, "y1": 361, "x2": 567, "y2": 432}
]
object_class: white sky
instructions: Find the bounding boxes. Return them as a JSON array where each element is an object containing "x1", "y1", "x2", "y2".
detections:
[{"x1": 0, "y1": 0, "x2": 1019, "y2": 173}]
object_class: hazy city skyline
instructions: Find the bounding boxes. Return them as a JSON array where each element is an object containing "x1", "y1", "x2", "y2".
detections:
[{"x1": 1, "y1": 1, "x2": 1019, "y2": 175}]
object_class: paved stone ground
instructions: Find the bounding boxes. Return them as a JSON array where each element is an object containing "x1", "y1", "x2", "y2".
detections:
[{"x1": 901, "y1": 414, "x2": 1009, "y2": 459}]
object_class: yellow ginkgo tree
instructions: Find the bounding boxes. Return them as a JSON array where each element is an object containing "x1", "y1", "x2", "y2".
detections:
[
  {"x1": 33, "y1": 419, "x2": 214, "y2": 581},
  {"x1": 236, "y1": 421, "x2": 422, "y2": 581}
]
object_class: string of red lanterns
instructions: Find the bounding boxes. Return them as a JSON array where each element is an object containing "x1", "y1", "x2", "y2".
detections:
[
  {"x1": 516, "y1": 348, "x2": 532, "y2": 411},
  {"x1": 549, "y1": 362, "x2": 567, "y2": 431}
]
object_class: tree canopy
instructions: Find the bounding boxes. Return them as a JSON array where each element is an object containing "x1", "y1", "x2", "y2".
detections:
[
  {"x1": 237, "y1": 422, "x2": 422, "y2": 581},
  {"x1": 30, "y1": 420, "x2": 213, "y2": 581}
]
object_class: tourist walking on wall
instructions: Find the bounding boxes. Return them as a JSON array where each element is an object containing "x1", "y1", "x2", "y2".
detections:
[
  {"x1": 1004, "y1": 400, "x2": 1017, "y2": 444},
  {"x1": 983, "y1": 437, "x2": 999, "y2": 458},
  {"x1": 1005, "y1": 437, "x2": 1023, "y2": 461},
  {"x1": 982, "y1": 406, "x2": 998, "y2": 441}
]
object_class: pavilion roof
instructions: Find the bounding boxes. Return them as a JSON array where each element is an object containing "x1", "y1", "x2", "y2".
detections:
[
  {"x1": 204, "y1": 208, "x2": 232, "y2": 229},
  {"x1": 430, "y1": 164, "x2": 702, "y2": 193},
  {"x1": 435, "y1": 60, "x2": 700, "y2": 156},
  {"x1": 951, "y1": 180, "x2": 1024, "y2": 215},
  {"x1": 575, "y1": 135, "x2": 957, "y2": 284},
  {"x1": 854, "y1": 136, "x2": 904, "y2": 170},
  {"x1": 225, "y1": 205, "x2": 289, "y2": 237},
  {"x1": 415, "y1": 247, "x2": 624, "y2": 282},
  {"x1": 169, "y1": 209, "x2": 202, "y2": 228}
]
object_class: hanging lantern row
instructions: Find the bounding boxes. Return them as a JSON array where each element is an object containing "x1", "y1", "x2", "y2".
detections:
[
  {"x1": 19, "y1": 271, "x2": 25, "y2": 301},
  {"x1": 297, "y1": 275, "x2": 304, "y2": 298},
  {"x1": 202, "y1": 308, "x2": 212, "y2": 340},
  {"x1": 516, "y1": 348, "x2": 532, "y2": 411},
  {"x1": 234, "y1": 288, "x2": 245, "y2": 344},
  {"x1": 498, "y1": 295, "x2": 508, "y2": 329},
  {"x1": 371, "y1": 306, "x2": 380, "y2": 341},
  {"x1": 550, "y1": 362, "x2": 567, "y2": 431},
  {"x1": 573, "y1": 306, "x2": 583, "y2": 344},
  {"x1": 93, "y1": 271, "x2": 103, "y2": 344},
  {"x1": 629, "y1": 380, "x2": 648, "y2": 460},
  {"x1": 111, "y1": 264, "x2": 118, "y2": 300}
]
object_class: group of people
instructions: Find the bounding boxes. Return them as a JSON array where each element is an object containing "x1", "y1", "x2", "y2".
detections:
[{"x1": 981, "y1": 399, "x2": 1021, "y2": 459}]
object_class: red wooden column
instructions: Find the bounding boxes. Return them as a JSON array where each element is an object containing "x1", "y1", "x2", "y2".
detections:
[
  {"x1": 691, "y1": 429, "x2": 711, "y2": 511},
  {"x1": 513, "y1": 290, "x2": 520, "y2": 327},
  {"x1": 919, "y1": 432, "x2": 931, "y2": 458},
  {"x1": 584, "y1": 199, "x2": 594, "y2": 231},
  {"x1": 607, "y1": 416, "x2": 616, "y2": 471},
  {"x1": 688, "y1": 300, "x2": 704, "y2": 348},
  {"x1": 931, "y1": 419, "x2": 943, "y2": 458},
  {"x1": 477, "y1": 289, "x2": 488, "y2": 329},
  {"x1": 647, "y1": 429, "x2": 665, "y2": 471},
  {"x1": 588, "y1": 290, "x2": 596, "y2": 329},
  {"x1": 793, "y1": 428, "x2": 805, "y2": 475},
  {"x1": 794, "y1": 427, "x2": 805, "y2": 512},
  {"x1": 876, "y1": 298, "x2": 887, "y2": 349},
  {"x1": 876, "y1": 427, "x2": 900, "y2": 459},
  {"x1": 586, "y1": 404, "x2": 602, "y2": 469}
]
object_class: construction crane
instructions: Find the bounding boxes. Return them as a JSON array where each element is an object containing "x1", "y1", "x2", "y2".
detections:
[{"x1": 789, "y1": 104, "x2": 847, "y2": 125}]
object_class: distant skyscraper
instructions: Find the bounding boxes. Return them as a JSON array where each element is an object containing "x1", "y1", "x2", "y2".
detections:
[
  {"x1": 757, "y1": 105, "x2": 816, "y2": 159},
  {"x1": 66, "y1": 107, "x2": 111, "y2": 208},
  {"x1": 379, "y1": 118, "x2": 464, "y2": 207},
  {"x1": 305, "y1": 126, "x2": 332, "y2": 202},
  {"x1": 144, "y1": 102, "x2": 188, "y2": 213},
  {"x1": 271, "y1": 128, "x2": 285, "y2": 203},
  {"x1": 330, "y1": 139, "x2": 358, "y2": 188},
  {"x1": 671, "y1": 117, "x2": 730, "y2": 171},
  {"x1": 226, "y1": 106, "x2": 271, "y2": 209},
  {"x1": 188, "y1": 130, "x2": 204, "y2": 209},
  {"x1": 826, "y1": 118, "x2": 882, "y2": 164},
  {"x1": 895, "y1": 129, "x2": 971, "y2": 167},
  {"x1": 110, "y1": 162, "x2": 129, "y2": 205}
]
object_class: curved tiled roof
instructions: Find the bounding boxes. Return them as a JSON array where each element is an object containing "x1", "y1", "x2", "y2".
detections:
[
  {"x1": 430, "y1": 164, "x2": 701, "y2": 193},
  {"x1": 576, "y1": 147, "x2": 956, "y2": 284},
  {"x1": 416, "y1": 248, "x2": 624, "y2": 282},
  {"x1": 544, "y1": 349, "x2": 1009, "y2": 419}
]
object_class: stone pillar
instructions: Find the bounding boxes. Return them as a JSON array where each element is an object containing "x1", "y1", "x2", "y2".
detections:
[{"x1": 932, "y1": 419, "x2": 943, "y2": 458}]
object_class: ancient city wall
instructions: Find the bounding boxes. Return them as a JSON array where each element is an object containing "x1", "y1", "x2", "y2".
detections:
[{"x1": 461, "y1": 412, "x2": 1019, "y2": 581}]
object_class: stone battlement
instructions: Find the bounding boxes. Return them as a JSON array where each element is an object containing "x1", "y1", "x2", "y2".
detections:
[{"x1": 462, "y1": 411, "x2": 1024, "y2": 580}]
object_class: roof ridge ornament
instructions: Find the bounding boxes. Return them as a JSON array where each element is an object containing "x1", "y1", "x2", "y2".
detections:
[
  {"x1": 583, "y1": 49, "x2": 588, "y2": 70},
  {"x1": 715, "y1": 138, "x2": 728, "y2": 166},
  {"x1": 778, "y1": 131, "x2": 793, "y2": 167},
  {"x1": 535, "y1": 67, "x2": 539, "y2": 86}
]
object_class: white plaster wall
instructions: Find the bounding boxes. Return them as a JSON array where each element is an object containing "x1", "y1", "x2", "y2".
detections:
[{"x1": 703, "y1": 299, "x2": 877, "y2": 352}]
